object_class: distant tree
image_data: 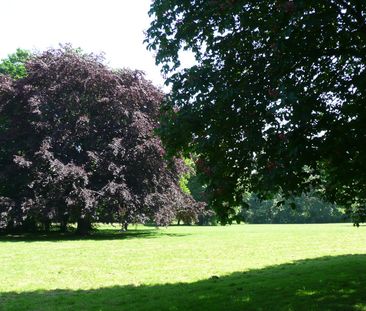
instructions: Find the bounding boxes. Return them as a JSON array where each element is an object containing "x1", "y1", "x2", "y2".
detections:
[
  {"x1": 146, "y1": 1, "x2": 366, "y2": 224},
  {"x1": 240, "y1": 192, "x2": 344, "y2": 224},
  {"x1": 0, "y1": 49, "x2": 30, "y2": 79},
  {"x1": 0, "y1": 47, "x2": 204, "y2": 234}
]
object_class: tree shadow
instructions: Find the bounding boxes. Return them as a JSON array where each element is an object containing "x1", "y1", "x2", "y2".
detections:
[
  {"x1": 0, "y1": 227, "x2": 188, "y2": 243},
  {"x1": 1, "y1": 254, "x2": 365, "y2": 311}
]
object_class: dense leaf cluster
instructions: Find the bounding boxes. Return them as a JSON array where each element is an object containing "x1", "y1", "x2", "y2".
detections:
[
  {"x1": 0, "y1": 47, "x2": 204, "y2": 233},
  {"x1": 146, "y1": 1, "x2": 366, "y2": 223}
]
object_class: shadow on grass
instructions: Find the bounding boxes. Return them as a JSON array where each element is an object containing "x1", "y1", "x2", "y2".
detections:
[
  {"x1": 0, "y1": 227, "x2": 188, "y2": 243},
  {"x1": 1, "y1": 254, "x2": 365, "y2": 311}
]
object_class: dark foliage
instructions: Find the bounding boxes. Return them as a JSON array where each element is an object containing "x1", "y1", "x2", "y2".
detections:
[
  {"x1": 0, "y1": 47, "x2": 204, "y2": 233},
  {"x1": 146, "y1": 1, "x2": 366, "y2": 223}
]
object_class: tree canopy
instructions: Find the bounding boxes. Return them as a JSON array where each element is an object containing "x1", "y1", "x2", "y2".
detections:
[
  {"x1": 0, "y1": 47, "x2": 204, "y2": 233},
  {"x1": 0, "y1": 48, "x2": 30, "y2": 79},
  {"x1": 146, "y1": 1, "x2": 366, "y2": 222}
]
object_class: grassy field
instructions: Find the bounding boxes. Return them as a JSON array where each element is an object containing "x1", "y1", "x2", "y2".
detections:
[{"x1": 0, "y1": 223, "x2": 365, "y2": 311}]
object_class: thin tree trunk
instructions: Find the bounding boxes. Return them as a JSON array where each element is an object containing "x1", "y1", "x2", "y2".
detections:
[
  {"x1": 121, "y1": 221, "x2": 128, "y2": 231},
  {"x1": 60, "y1": 215, "x2": 69, "y2": 233},
  {"x1": 44, "y1": 219, "x2": 51, "y2": 232}
]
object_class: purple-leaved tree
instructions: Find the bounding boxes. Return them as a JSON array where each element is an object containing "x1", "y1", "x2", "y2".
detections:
[{"x1": 0, "y1": 47, "x2": 205, "y2": 234}]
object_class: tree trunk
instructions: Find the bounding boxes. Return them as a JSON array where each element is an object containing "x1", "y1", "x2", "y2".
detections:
[
  {"x1": 23, "y1": 218, "x2": 37, "y2": 233},
  {"x1": 60, "y1": 215, "x2": 69, "y2": 233},
  {"x1": 76, "y1": 218, "x2": 92, "y2": 235},
  {"x1": 43, "y1": 219, "x2": 51, "y2": 232},
  {"x1": 121, "y1": 221, "x2": 128, "y2": 231}
]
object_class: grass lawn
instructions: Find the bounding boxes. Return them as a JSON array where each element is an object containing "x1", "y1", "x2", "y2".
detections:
[{"x1": 0, "y1": 223, "x2": 365, "y2": 310}]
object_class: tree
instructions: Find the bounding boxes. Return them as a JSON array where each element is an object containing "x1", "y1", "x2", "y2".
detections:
[
  {"x1": 0, "y1": 47, "x2": 204, "y2": 234},
  {"x1": 145, "y1": 1, "x2": 366, "y2": 223},
  {"x1": 177, "y1": 157, "x2": 213, "y2": 224},
  {"x1": 0, "y1": 48, "x2": 30, "y2": 79},
  {"x1": 240, "y1": 192, "x2": 344, "y2": 224}
]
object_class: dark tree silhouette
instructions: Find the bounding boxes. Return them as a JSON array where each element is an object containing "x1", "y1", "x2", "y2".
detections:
[{"x1": 146, "y1": 1, "x2": 366, "y2": 223}]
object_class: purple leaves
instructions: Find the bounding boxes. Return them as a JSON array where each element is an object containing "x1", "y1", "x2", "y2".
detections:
[{"x1": 0, "y1": 47, "x2": 202, "y2": 232}]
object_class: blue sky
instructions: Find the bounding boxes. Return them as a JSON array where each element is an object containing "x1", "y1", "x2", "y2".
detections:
[{"x1": 0, "y1": 0, "x2": 167, "y2": 87}]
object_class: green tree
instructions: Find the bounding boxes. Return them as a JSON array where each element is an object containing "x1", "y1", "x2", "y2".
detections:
[
  {"x1": 0, "y1": 48, "x2": 30, "y2": 79},
  {"x1": 240, "y1": 192, "x2": 344, "y2": 224},
  {"x1": 146, "y1": 1, "x2": 366, "y2": 223}
]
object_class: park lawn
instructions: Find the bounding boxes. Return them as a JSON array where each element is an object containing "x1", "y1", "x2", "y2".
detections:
[{"x1": 0, "y1": 224, "x2": 365, "y2": 311}]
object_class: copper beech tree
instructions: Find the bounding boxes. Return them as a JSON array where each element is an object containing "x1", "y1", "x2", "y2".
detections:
[{"x1": 0, "y1": 47, "x2": 205, "y2": 234}]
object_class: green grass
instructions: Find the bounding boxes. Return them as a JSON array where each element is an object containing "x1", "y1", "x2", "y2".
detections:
[{"x1": 0, "y1": 224, "x2": 365, "y2": 310}]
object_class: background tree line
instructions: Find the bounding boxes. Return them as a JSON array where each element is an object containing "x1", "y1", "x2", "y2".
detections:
[{"x1": 182, "y1": 160, "x2": 349, "y2": 225}]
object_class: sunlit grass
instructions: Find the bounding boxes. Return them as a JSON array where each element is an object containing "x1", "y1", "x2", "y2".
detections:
[{"x1": 0, "y1": 224, "x2": 365, "y2": 310}]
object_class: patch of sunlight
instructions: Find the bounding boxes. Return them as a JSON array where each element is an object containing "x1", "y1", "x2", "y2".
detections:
[
  {"x1": 338, "y1": 288, "x2": 356, "y2": 295},
  {"x1": 355, "y1": 304, "x2": 366, "y2": 311},
  {"x1": 296, "y1": 289, "x2": 318, "y2": 297},
  {"x1": 241, "y1": 296, "x2": 251, "y2": 302},
  {"x1": 317, "y1": 294, "x2": 337, "y2": 301}
]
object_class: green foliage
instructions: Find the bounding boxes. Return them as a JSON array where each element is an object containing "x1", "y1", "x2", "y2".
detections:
[
  {"x1": 350, "y1": 203, "x2": 366, "y2": 227},
  {"x1": 146, "y1": 1, "x2": 366, "y2": 224},
  {"x1": 179, "y1": 157, "x2": 207, "y2": 201},
  {"x1": 241, "y1": 192, "x2": 345, "y2": 224},
  {"x1": 177, "y1": 157, "x2": 214, "y2": 224},
  {"x1": 179, "y1": 156, "x2": 218, "y2": 225},
  {"x1": 0, "y1": 48, "x2": 30, "y2": 79},
  {"x1": 1, "y1": 224, "x2": 366, "y2": 310},
  {"x1": 179, "y1": 158, "x2": 194, "y2": 194},
  {"x1": 187, "y1": 174, "x2": 206, "y2": 202},
  {"x1": 179, "y1": 176, "x2": 191, "y2": 194}
]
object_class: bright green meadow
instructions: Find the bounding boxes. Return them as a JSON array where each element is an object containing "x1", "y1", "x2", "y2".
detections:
[{"x1": 0, "y1": 224, "x2": 365, "y2": 310}]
